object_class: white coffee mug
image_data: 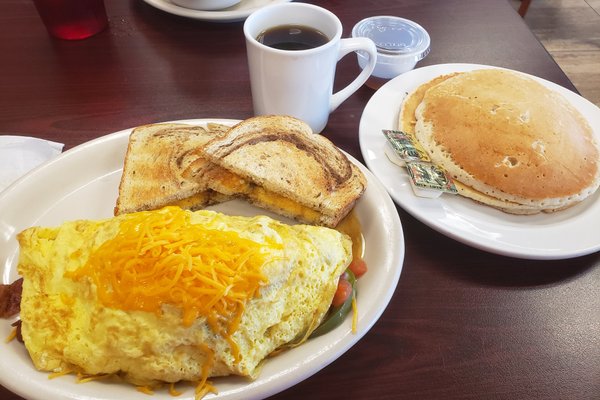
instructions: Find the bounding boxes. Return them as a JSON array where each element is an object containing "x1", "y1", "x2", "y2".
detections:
[{"x1": 243, "y1": 3, "x2": 377, "y2": 134}]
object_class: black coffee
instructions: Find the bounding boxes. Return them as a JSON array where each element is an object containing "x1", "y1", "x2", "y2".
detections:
[{"x1": 256, "y1": 24, "x2": 329, "y2": 51}]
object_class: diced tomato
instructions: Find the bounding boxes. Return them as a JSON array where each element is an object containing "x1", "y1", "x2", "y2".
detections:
[
  {"x1": 348, "y1": 258, "x2": 368, "y2": 278},
  {"x1": 331, "y1": 278, "x2": 353, "y2": 308}
]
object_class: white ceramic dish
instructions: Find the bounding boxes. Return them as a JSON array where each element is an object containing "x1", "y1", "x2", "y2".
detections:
[
  {"x1": 359, "y1": 63, "x2": 600, "y2": 260},
  {"x1": 0, "y1": 119, "x2": 404, "y2": 400},
  {"x1": 171, "y1": 0, "x2": 242, "y2": 11},
  {"x1": 142, "y1": 0, "x2": 292, "y2": 22}
]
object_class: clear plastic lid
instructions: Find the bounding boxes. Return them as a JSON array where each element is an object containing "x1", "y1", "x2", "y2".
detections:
[{"x1": 352, "y1": 16, "x2": 431, "y2": 78}]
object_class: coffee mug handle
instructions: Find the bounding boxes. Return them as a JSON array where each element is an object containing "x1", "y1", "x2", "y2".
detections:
[{"x1": 330, "y1": 37, "x2": 377, "y2": 112}]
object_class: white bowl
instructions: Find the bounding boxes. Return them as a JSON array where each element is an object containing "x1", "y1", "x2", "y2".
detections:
[{"x1": 171, "y1": 0, "x2": 241, "y2": 11}]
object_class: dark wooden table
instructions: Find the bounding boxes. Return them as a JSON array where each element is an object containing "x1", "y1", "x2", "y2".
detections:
[{"x1": 1, "y1": 0, "x2": 598, "y2": 399}]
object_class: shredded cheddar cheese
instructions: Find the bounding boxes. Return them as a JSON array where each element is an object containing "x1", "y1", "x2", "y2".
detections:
[
  {"x1": 66, "y1": 207, "x2": 272, "y2": 333},
  {"x1": 194, "y1": 343, "x2": 217, "y2": 398},
  {"x1": 195, "y1": 382, "x2": 218, "y2": 399},
  {"x1": 64, "y1": 207, "x2": 279, "y2": 399},
  {"x1": 168, "y1": 382, "x2": 182, "y2": 397},
  {"x1": 76, "y1": 373, "x2": 110, "y2": 383},
  {"x1": 136, "y1": 385, "x2": 155, "y2": 395},
  {"x1": 4, "y1": 327, "x2": 17, "y2": 343},
  {"x1": 351, "y1": 295, "x2": 358, "y2": 334},
  {"x1": 48, "y1": 369, "x2": 74, "y2": 379}
]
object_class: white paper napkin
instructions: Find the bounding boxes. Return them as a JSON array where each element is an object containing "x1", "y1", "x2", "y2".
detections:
[{"x1": 0, "y1": 135, "x2": 64, "y2": 193}]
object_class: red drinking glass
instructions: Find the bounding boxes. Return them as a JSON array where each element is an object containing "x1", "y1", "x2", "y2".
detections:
[{"x1": 32, "y1": 0, "x2": 108, "y2": 40}]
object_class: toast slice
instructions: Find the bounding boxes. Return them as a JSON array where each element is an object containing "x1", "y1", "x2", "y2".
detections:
[
  {"x1": 202, "y1": 115, "x2": 367, "y2": 227},
  {"x1": 114, "y1": 123, "x2": 230, "y2": 215}
]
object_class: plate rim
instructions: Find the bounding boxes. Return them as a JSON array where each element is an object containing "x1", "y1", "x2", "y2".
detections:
[
  {"x1": 358, "y1": 62, "x2": 600, "y2": 260},
  {"x1": 141, "y1": 0, "x2": 293, "y2": 22},
  {"x1": 0, "y1": 118, "x2": 404, "y2": 400}
]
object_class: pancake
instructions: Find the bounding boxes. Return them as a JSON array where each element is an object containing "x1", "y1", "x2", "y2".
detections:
[
  {"x1": 399, "y1": 72, "x2": 460, "y2": 134},
  {"x1": 399, "y1": 72, "x2": 541, "y2": 213},
  {"x1": 400, "y1": 69, "x2": 600, "y2": 213}
]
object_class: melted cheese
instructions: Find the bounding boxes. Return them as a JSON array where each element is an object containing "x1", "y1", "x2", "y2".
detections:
[
  {"x1": 213, "y1": 169, "x2": 323, "y2": 223},
  {"x1": 252, "y1": 186, "x2": 322, "y2": 222},
  {"x1": 170, "y1": 191, "x2": 211, "y2": 209}
]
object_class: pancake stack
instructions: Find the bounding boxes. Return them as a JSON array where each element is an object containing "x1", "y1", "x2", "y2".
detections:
[{"x1": 398, "y1": 68, "x2": 600, "y2": 214}]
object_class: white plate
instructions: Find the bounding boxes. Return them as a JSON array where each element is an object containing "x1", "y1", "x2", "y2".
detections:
[
  {"x1": 359, "y1": 63, "x2": 600, "y2": 260},
  {"x1": 0, "y1": 119, "x2": 404, "y2": 400},
  {"x1": 142, "y1": 0, "x2": 292, "y2": 22}
]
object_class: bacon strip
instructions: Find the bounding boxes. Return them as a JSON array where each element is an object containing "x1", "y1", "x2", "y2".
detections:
[{"x1": 0, "y1": 278, "x2": 23, "y2": 318}]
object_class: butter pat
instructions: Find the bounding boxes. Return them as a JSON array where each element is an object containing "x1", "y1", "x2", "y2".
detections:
[
  {"x1": 384, "y1": 142, "x2": 407, "y2": 167},
  {"x1": 405, "y1": 161, "x2": 458, "y2": 198}
]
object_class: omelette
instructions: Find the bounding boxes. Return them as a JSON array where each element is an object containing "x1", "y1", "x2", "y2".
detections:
[{"x1": 16, "y1": 206, "x2": 351, "y2": 394}]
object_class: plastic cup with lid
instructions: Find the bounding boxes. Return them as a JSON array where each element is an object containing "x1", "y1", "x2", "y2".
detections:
[{"x1": 352, "y1": 16, "x2": 431, "y2": 89}]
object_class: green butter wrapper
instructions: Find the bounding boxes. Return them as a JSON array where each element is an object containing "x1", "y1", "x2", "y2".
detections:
[
  {"x1": 405, "y1": 161, "x2": 458, "y2": 197},
  {"x1": 382, "y1": 129, "x2": 431, "y2": 162}
]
